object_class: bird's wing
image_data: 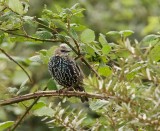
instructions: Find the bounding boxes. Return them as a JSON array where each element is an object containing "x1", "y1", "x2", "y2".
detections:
[{"x1": 75, "y1": 63, "x2": 84, "y2": 80}]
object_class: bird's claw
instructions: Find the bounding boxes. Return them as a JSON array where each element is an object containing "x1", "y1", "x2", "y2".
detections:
[{"x1": 56, "y1": 88, "x2": 66, "y2": 94}]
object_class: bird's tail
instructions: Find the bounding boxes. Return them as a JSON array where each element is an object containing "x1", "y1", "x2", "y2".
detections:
[{"x1": 76, "y1": 85, "x2": 89, "y2": 103}]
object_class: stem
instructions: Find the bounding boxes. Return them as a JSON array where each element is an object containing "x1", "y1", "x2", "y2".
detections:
[{"x1": 0, "y1": 48, "x2": 32, "y2": 83}]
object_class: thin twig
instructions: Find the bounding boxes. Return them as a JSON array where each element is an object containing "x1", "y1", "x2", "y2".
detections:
[
  {"x1": 0, "y1": 29, "x2": 62, "y2": 43},
  {"x1": 81, "y1": 57, "x2": 101, "y2": 78},
  {"x1": 0, "y1": 7, "x2": 7, "y2": 14},
  {"x1": 9, "y1": 87, "x2": 48, "y2": 131},
  {"x1": 0, "y1": 48, "x2": 32, "y2": 83},
  {"x1": 67, "y1": 17, "x2": 71, "y2": 31},
  {"x1": 65, "y1": 29, "x2": 81, "y2": 54},
  {"x1": 66, "y1": 15, "x2": 81, "y2": 54}
]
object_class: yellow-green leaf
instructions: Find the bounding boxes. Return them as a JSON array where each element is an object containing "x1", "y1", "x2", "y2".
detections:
[
  {"x1": 7, "y1": 0, "x2": 24, "y2": 15},
  {"x1": 81, "y1": 29, "x2": 95, "y2": 43},
  {"x1": 98, "y1": 66, "x2": 112, "y2": 77},
  {"x1": 0, "y1": 121, "x2": 14, "y2": 131}
]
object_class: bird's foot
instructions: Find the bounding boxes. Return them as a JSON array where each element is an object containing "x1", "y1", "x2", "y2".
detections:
[
  {"x1": 66, "y1": 87, "x2": 74, "y2": 91},
  {"x1": 56, "y1": 88, "x2": 66, "y2": 94}
]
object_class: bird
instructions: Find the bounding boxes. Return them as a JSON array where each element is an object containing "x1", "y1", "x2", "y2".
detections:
[{"x1": 48, "y1": 44, "x2": 89, "y2": 102}]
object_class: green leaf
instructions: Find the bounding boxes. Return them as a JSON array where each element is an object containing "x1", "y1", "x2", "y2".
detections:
[
  {"x1": 90, "y1": 100, "x2": 108, "y2": 111},
  {"x1": 70, "y1": 3, "x2": 80, "y2": 10},
  {"x1": 7, "y1": 0, "x2": 24, "y2": 15},
  {"x1": 106, "y1": 31, "x2": 120, "y2": 37},
  {"x1": 80, "y1": 29, "x2": 95, "y2": 43},
  {"x1": 16, "y1": 86, "x2": 29, "y2": 95},
  {"x1": 71, "y1": 24, "x2": 86, "y2": 31},
  {"x1": 0, "y1": 33, "x2": 4, "y2": 44},
  {"x1": 23, "y1": 16, "x2": 34, "y2": 21},
  {"x1": 98, "y1": 66, "x2": 112, "y2": 77},
  {"x1": 33, "y1": 106, "x2": 54, "y2": 117},
  {"x1": 47, "y1": 46, "x2": 56, "y2": 57},
  {"x1": 20, "y1": 79, "x2": 28, "y2": 89},
  {"x1": 126, "y1": 72, "x2": 136, "y2": 80},
  {"x1": 149, "y1": 45, "x2": 160, "y2": 62},
  {"x1": 40, "y1": 53, "x2": 49, "y2": 64},
  {"x1": 70, "y1": 3, "x2": 85, "y2": 17},
  {"x1": 140, "y1": 34, "x2": 160, "y2": 47},
  {"x1": 8, "y1": 87, "x2": 18, "y2": 94},
  {"x1": 102, "y1": 45, "x2": 111, "y2": 55},
  {"x1": 69, "y1": 28, "x2": 79, "y2": 40},
  {"x1": 142, "y1": 34, "x2": 160, "y2": 42},
  {"x1": 47, "y1": 79, "x2": 58, "y2": 90},
  {"x1": 38, "y1": 18, "x2": 49, "y2": 26},
  {"x1": 35, "y1": 31, "x2": 53, "y2": 39},
  {"x1": 39, "y1": 49, "x2": 48, "y2": 55},
  {"x1": 0, "y1": 121, "x2": 14, "y2": 131},
  {"x1": 84, "y1": 45, "x2": 95, "y2": 56},
  {"x1": 12, "y1": 70, "x2": 29, "y2": 85},
  {"x1": 106, "y1": 31, "x2": 121, "y2": 41},
  {"x1": 119, "y1": 30, "x2": 134, "y2": 37},
  {"x1": 16, "y1": 79, "x2": 29, "y2": 95},
  {"x1": 23, "y1": 16, "x2": 37, "y2": 27},
  {"x1": 32, "y1": 102, "x2": 46, "y2": 111},
  {"x1": 99, "y1": 33, "x2": 108, "y2": 45},
  {"x1": 52, "y1": 19, "x2": 66, "y2": 30},
  {"x1": 56, "y1": 34, "x2": 68, "y2": 41},
  {"x1": 29, "y1": 55, "x2": 42, "y2": 63}
]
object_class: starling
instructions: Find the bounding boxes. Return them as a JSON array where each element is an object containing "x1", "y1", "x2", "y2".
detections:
[{"x1": 48, "y1": 44, "x2": 88, "y2": 102}]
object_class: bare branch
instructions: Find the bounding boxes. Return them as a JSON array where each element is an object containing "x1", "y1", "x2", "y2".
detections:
[
  {"x1": 0, "y1": 29, "x2": 62, "y2": 43},
  {"x1": 0, "y1": 48, "x2": 32, "y2": 83},
  {"x1": 0, "y1": 91, "x2": 133, "y2": 106},
  {"x1": 0, "y1": 91, "x2": 109, "y2": 106}
]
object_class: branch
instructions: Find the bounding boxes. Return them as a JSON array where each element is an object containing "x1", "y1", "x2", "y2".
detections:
[
  {"x1": 0, "y1": 91, "x2": 112, "y2": 106},
  {"x1": 0, "y1": 48, "x2": 32, "y2": 83},
  {"x1": 0, "y1": 29, "x2": 62, "y2": 43}
]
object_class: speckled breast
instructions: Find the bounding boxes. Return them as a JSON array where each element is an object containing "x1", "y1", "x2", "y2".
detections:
[{"x1": 48, "y1": 56, "x2": 80, "y2": 87}]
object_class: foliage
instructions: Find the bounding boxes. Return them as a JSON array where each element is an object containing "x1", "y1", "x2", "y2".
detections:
[{"x1": 0, "y1": 0, "x2": 160, "y2": 131}]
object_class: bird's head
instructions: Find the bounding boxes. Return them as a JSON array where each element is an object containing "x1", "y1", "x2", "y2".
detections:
[{"x1": 55, "y1": 43, "x2": 71, "y2": 57}]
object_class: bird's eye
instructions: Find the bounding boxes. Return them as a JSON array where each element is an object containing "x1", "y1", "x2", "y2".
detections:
[
  {"x1": 61, "y1": 50, "x2": 66, "y2": 52},
  {"x1": 61, "y1": 50, "x2": 70, "y2": 52}
]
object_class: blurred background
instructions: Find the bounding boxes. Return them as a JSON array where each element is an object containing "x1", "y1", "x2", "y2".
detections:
[{"x1": 29, "y1": 0, "x2": 160, "y2": 39}]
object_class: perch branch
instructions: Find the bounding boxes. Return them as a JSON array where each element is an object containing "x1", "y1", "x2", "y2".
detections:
[{"x1": 0, "y1": 91, "x2": 132, "y2": 106}]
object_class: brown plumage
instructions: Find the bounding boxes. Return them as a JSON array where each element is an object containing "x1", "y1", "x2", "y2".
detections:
[{"x1": 48, "y1": 44, "x2": 88, "y2": 102}]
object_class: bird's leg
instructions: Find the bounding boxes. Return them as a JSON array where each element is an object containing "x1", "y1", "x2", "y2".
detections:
[
  {"x1": 65, "y1": 87, "x2": 74, "y2": 91},
  {"x1": 56, "y1": 87, "x2": 66, "y2": 94}
]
